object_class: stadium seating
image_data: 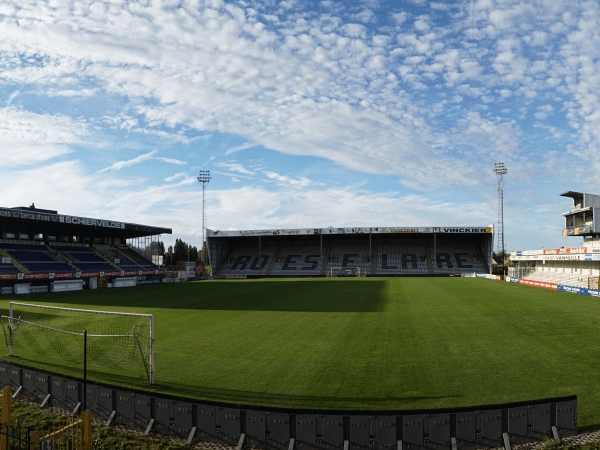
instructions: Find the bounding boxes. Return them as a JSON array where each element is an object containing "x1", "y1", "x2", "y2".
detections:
[
  {"x1": 0, "y1": 242, "x2": 76, "y2": 273},
  {"x1": 214, "y1": 235, "x2": 489, "y2": 278},
  {"x1": 51, "y1": 245, "x2": 117, "y2": 272}
]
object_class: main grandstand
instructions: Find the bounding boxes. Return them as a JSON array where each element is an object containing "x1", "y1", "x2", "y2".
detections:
[
  {"x1": 207, "y1": 226, "x2": 493, "y2": 277},
  {"x1": 510, "y1": 191, "x2": 600, "y2": 289},
  {"x1": 0, "y1": 204, "x2": 171, "y2": 294}
]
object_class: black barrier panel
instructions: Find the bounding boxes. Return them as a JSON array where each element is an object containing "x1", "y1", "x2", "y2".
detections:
[
  {"x1": 508, "y1": 407, "x2": 528, "y2": 443},
  {"x1": 22, "y1": 369, "x2": 34, "y2": 394},
  {"x1": 154, "y1": 398, "x2": 173, "y2": 433},
  {"x1": 51, "y1": 379, "x2": 64, "y2": 407},
  {"x1": 374, "y1": 417, "x2": 396, "y2": 448},
  {"x1": 529, "y1": 404, "x2": 552, "y2": 438},
  {"x1": 218, "y1": 407, "x2": 241, "y2": 443},
  {"x1": 246, "y1": 411, "x2": 267, "y2": 442},
  {"x1": 0, "y1": 362, "x2": 9, "y2": 386},
  {"x1": 556, "y1": 400, "x2": 577, "y2": 435},
  {"x1": 455, "y1": 412, "x2": 476, "y2": 448},
  {"x1": 85, "y1": 384, "x2": 98, "y2": 415},
  {"x1": 132, "y1": 394, "x2": 152, "y2": 427},
  {"x1": 64, "y1": 380, "x2": 80, "y2": 409},
  {"x1": 349, "y1": 415, "x2": 370, "y2": 449},
  {"x1": 9, "y1": 367, "x2": 20, "y2": 388},
  {"x1": 173, "y1": 401, "x2": 193, "y2": 436},
  {"x1": 197, "y1": 404, "x2": 217, "y2": 438},
  {"x1": 296, "y1": 414, "x2": 318, "y2": 446},
  {"x1": 97, "y1": 387, "x2": 114, "y2": 418},
  {"x1": 322, "y1": 415, "x2": 344, "y2": 448},
  {"x1": 478, "y1": 410, "x2": 502, "y2": 446},
  {"x1": 116, "y1": 390, "x2": 134, "y2": 420},
  {"x1": 428, "y1": 414, "x2": 451, "y2": 449},
  {"x1": 267, "y1": 413, "x2": 291, "y2": 445},
  {"x1": 245, "y1": 411, "x2": 266, "y2": 442},
  {"x1": 34, "y1": 373, "x2": 49, "y2": 396},
  {"x1": 403, "y1": 415, "x2": 424, "y2": 449}
]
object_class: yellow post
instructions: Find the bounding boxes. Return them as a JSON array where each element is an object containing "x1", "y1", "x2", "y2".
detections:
[
  {"x1": 0, "y1": 387, "x2": 11, "y2": 450},
  {"x1": 0, "y1": 387, "x2": 11, "y2": 425},
  {"x1": 29, "y1": 431, "x2": 40, "y2": 450},
  {"x1": 81, "y1": 411, "x2": 92, "y2": 450}
]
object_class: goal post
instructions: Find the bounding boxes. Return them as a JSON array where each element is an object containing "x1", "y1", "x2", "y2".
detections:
[
  {"x1": 2, "y1": 302, "x2": 154, "y2": 385},
  {"x1": 328, "y1": 266, "x2": 361, "y2": 277}
]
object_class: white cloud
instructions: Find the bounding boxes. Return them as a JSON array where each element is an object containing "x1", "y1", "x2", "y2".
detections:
[
  {"x1": 98, "y1": 150, "x2": 186, "y2": 173},
  {"x1": 0, "y1": 106, "x2": 87, "y2": 166}
]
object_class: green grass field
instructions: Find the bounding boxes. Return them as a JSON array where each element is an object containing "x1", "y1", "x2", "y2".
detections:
[{"x1": 1, "y1": 277, "x2": 599, "y2": 427}]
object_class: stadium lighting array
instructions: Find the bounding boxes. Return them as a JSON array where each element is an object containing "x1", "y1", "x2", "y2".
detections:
[
  {"x1": 198, "y1": 170, "x2": 212, "y2": 262},
  {"x1": 494, "y1": 162, "x2": 507, "y2": 275}
]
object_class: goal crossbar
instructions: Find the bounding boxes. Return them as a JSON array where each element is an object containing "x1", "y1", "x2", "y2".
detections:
[
  {"x1": 2, "y1": 318, "x2": 135, "y2": 338},
  {"x1": 3, "y1": 302, "x2": 154, "y2": 385}
]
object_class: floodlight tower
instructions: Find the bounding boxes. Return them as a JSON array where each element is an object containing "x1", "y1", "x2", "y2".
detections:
[
  {"x1": 494, "y1": 162, "x2": 507, "y2": 273},
  {"x1": 198, "y1": 170, "x2": 211, "y2": 261}
]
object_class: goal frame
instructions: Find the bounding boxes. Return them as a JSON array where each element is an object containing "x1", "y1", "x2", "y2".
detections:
[
  {"x1": 7, "y1": 302, "x2": 154, "y2": 385},
  {"x1": 328, "y1": 266, "x2": 361, "y2": 277}
]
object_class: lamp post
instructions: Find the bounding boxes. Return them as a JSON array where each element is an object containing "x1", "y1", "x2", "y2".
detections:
[
  {"x1": 494, "y1": 162, "x2": 507, "y2": 277},
  {"x1": 197, "y1": 170, "x2": 211, "y2": 262}
]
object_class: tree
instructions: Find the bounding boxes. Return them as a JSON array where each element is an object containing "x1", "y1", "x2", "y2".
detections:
[{"x1": 173, "y1": 239, "x2": 187, "y2": 263}]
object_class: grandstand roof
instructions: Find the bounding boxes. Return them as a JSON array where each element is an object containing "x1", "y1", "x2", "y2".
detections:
[
  {"x1": 0, "y1": 206, "x2": 171, "y2": 239},
  {"x1": 208, "y1": 226, "x2": 493, "y2": 238}
]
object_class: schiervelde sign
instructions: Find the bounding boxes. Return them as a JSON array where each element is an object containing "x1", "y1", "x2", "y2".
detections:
[{"x1": 59, "y1": 215, "x2": 124, "y2": 229}]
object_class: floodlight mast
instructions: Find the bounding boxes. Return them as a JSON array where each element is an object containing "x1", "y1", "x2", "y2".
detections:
[
  {"x1": 198, "y1": 170, "x2": 212, "y2": 262},
  {"x1": 494, "y1": 162, "x2": 507, "y2": 277}
]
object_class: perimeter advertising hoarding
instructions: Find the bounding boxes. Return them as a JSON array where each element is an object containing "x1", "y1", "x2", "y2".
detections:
[
  {"x1": 520, "y1": 279, "x2": 558, "y2": 290},
  {"x1": 208, "y1": 226, "x2": 492, "y2": 238},
  {"x1": 543, "y1": 247, "x2": 587, "y2": 254},
  {"x1": 511, "y1": 254, "x2": 598, "y2": 262}
]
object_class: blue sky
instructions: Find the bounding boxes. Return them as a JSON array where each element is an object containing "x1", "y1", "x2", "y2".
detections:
[{"x1": 1, "y1": 0, "x2": 598, "y2": 252}]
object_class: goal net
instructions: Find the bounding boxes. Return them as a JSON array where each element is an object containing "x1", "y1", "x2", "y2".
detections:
[
  {"x1": 328, "y1": 266, "x2": 361, "y2": 277},
  {"x1": 1, "y1": 302, "x2": 154, "y2": 385}
]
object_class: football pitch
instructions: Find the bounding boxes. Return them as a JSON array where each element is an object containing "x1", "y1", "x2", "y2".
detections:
[{"x1": 1, "y1": 277, "x2": 600, "y2": 427}]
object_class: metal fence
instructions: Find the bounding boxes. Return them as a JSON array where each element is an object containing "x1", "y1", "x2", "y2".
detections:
[{"x1": 0, "y1": 386, "x2": 92, "y2": 450}]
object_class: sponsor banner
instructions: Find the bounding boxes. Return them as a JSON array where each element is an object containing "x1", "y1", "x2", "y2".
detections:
[
  {"x1": 438, "y1": 227, "x2": 490, "y2": 233},
  {"x1": 23, "y1": 273, "x2": 48, "y2": 280},
  {"x1": 59, "y1": 215, "x2": 124, "y2": 229},
  {"x1": 506, "y1": 277, "x2": 520, "y2": 283},
  {"x1": 481, "y1": 274, "x2": 500, "y2": 280},
  {"x1": 209, "y1": 225, "x2": 492, "y2": 238},
  {"x1": 0, "y1": 208, "x2": 58, "y2": 223},
  {"x1": 54, "y1": 272, "x2": 75, "y2": 279},
  {"x1": 563, "y1": 226, "x2": 592, "y2": 236},
  {"x1": 0, "y1": 274, "x2": 16, "y2": 281},
  {"x1": 512, "y1": 254, "x2": 588, "y2": 262},
  {"x1": 588, "y1": 289, "x2": 600, "y2": 298},
  {"x1": 558, "y1": 285, "x2": 589, "y2": 295},
  {"x1": 520, "y1": 279, "x2": 558, "y2": 290},
  {"x1": 123, "y1": 270, "x2": 138, "y2": 276},
  {"x1": 103, "y1": 271, "x2": 121, "y2": 277},
  {"x1": 81, "y1": 272, "x2": 100, "y2": 278},
  {"x1": 142, "y1": 270, "x2": 157, "y2": 275},
  {"x1": 543, "y1": 247, "x2": 587, "y2": 255}
]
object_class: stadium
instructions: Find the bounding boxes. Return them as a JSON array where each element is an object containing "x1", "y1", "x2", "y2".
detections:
[{"x1": 0, "y1": 196, "x2": 594, "y2": 450}]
